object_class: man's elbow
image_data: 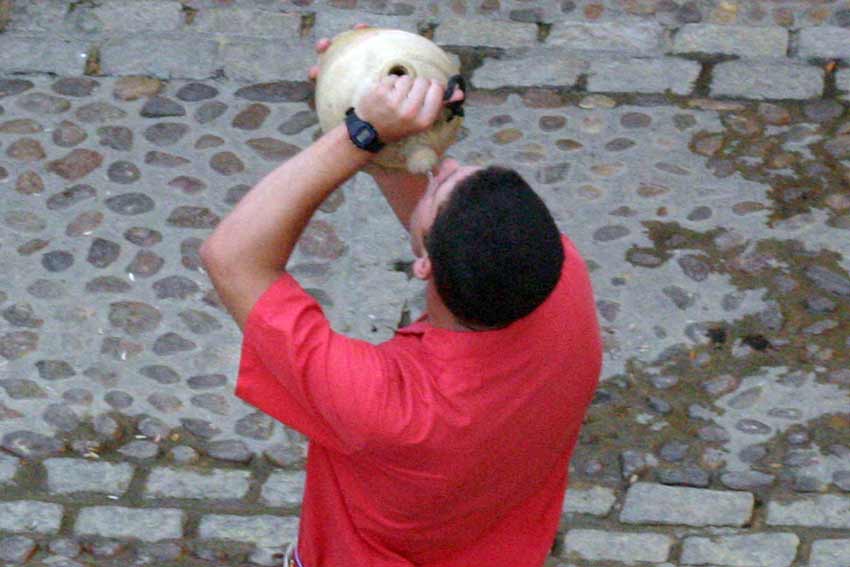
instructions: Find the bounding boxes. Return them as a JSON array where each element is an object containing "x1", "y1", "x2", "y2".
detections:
[{"x1": 199, "y1": 236, "x2": 228, "y2": 277}]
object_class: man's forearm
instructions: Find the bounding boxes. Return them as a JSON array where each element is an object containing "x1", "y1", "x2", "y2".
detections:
[
  {"x1": 200, "y1": 123, "x2": 374, "y2": 327},
  {"x1": 367, "y1": 167, "x2": 428, "y2": 232}
]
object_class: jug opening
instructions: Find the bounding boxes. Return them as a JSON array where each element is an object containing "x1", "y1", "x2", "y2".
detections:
[{"x1": 388, "y1": 65, "x2": 409, "y2": 77}]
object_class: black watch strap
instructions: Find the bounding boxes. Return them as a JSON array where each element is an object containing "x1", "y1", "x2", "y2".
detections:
[{"x1": 344, "y1": 107, "x2": 385, "y2": 153}]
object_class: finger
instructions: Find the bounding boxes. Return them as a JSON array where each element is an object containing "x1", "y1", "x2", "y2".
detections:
[
  {"x1": 418, "y1": 80, "x2": 445, "y2": 126},
  {"x1": 389, "y1": 75, "x2": 414, "y2": 105},
  {"x1": 401, "y1": 77, "x2": 431, "y2": 114},
  {"x1": 315, "y1": 38, "x2": 330, "y2": 53},
  {"x1": 354, "y1": 23, "x2": 370, "y2": 29},
  {"x1": 447, "y1": 88, "x2": 465, "y2": 103},
  {"x1": 308, "y1": 65, "x2": 319, "y2": 81}
]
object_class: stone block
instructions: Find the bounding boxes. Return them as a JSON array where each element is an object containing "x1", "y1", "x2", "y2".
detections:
[
  {"x1": 548, "y1": 21, "x2": 666, "y2": 55},
  {"x1": 674, "y1": 24, "x2": 788, "y2": 57},
  {"x1": 562, "y1": 485, "x2": 617, "y2": 517},
  {"x1": 75, "y1": 506, "x2": 184, "y2": 542},
  {"x1": 4, "y1": 0, "x2": 65, "y2": 33},
  {"x1": 711, "y1": 61, "x2": 823, "y2": 100},
  {"x1": 810, "y1": 539, "x2": 850, "y2": 567},
  {"x1": 561, "y1": 529, "x2": 672, "y2": 563},
  {"x1": 44, "y1": 458, "x2": 134, "y2": 495},
  {"x1": 620, "y1": 482, "x2": 753, "y2": 526},
  {"x1": 93, "y1": 1, "x2": 183, "y2": 33},
  {"x1": 587, "y1": 57, "x2": 701, "y2": 95},
  {"x1": 199, "y1": 515, "x2": 299, "y2": 547},
  {"x1": 191, "y1": 8, "x2": 301, "y2": 38},
  {"x1": 0, "y1": 453, "x2": 18, "y2": 484},
  {"x1": 798, "y1": 26, "x2": 850, "y2": 60},
  {"x1": 473, "y1": 50, "x2": 587, "y2": 88},
  {"x1": 838, "y1": 69, "x2": 850, "y2": 101},
  {"x1": 434, "y1": 18, "x2": 537, "y2": 49},
  {"x1": 0, "y1": 501, "x2": 63, "y2": 534},
  {"x1": 311, "y1": 12, "x2": 419, "y2": 40},
  {"x1": 100, "y1": 33, "x2": 219, "y2": 79},
  {"x1": 218, "y1": 38, "x2": 313, "y2": 83},
  {"x1": 261, "y1": 471, "x2": 305, "y2": 508},
  {"x1": 767, "y1": 495, "x2": 850, "y2": 529},
  {"x1": 681, "y1": 533, "x2": 799, "y2": 567},
  {"x1": 145, "y1": 467, "x2": 251, "y2": 500},
  {"x1": 0, "y1": 34, "x2": 87, "y2": 75}
]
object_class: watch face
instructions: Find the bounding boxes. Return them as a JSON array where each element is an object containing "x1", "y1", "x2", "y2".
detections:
[{"x1": 355, "y1": 127, "x2": 372, "y2": 144}]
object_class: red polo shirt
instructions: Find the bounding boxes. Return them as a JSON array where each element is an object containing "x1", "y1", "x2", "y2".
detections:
[{"x1": 236, "y1": 235, "x2": 601, "y2": 567}]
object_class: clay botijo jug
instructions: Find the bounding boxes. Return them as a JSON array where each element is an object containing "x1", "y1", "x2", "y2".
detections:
[{"x1": 315, "y1": 28, "x2": 465, "y2": 174}]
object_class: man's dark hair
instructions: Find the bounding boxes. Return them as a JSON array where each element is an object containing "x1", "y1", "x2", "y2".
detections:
[{"x1": 424, "y1": 166, "x2": 564, "y2": 329}]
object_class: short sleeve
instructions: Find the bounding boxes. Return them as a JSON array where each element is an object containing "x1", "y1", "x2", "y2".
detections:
[{"x1": 235, "y1": 273, "x2": 390, "y2": 454}]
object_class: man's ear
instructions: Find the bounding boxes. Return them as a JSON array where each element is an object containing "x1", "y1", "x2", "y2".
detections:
[{"x1": 413, "y1": 255, "x2": 431, "y2": 280}]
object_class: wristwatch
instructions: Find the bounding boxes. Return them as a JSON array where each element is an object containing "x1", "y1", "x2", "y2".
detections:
[{"x1": 344, "y1": 107, "x2": 385, "y2": 153}]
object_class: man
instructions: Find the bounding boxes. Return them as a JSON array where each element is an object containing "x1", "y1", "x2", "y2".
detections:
[{"x1": 201, "y1": 29, "x2": 602, "y2": 567}]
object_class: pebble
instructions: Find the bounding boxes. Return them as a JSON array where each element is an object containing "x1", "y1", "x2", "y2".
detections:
[
  {"x1": 7, "y1": 138, "x2": 45, "y2": 161},
  {"x1": 736, "y1": 419, "x2": 772, "y2": 435},
  {"x1": 106, "y1": 193, "x2": 155, "y2": 215},
  {"x1": 53, "y1": 120, "x2": 87, "y2": 147},
  {"x1": 113, "y1": 76, "x2": 163, "y2": 101},
  {"x1": 233, "y1": 103, "x2": 271, "y2": 130},
  {"x1": 85, "y1": 276, "x2": 131, "y2": 294},
  {"x1": 144, "y1": 122, "x2": 189, "y2": 146},
  {"x1": 1, "y1": 430, "x2": 64, "y2": 458},
  {"x1": 145, "y1": 149, "x2": 190, "y2": 167},
  {"x1": 235, "y1": 412, "x2": 275, "y2": 440},
  {"x1": 17, "y1": 92, "x2": 70, "y2": 114},
  {"x1": 153, "y1": 332, "x2": 196, "y2": 355},
  {"x1": 47, "y1": 149, "x2": 103, "y2": 181},
  {"x1": 279, "y1": 110, "x2": 318, "y2": 135},
  {"x1": 247, "y1": 138, "x2": 302, "y2": 161},
  {"x1": 104, "y1": 390, "x2": 134, "y2": 410},
  {"x1": 0, "y1": 535, "x2": 37, "y2": 564},
  {"x1": 176, "y1": 82, "x2": 218, "y2": 102},
  {"x1": 168, "y1": 175, "x2": 206, "y2": 194},
  {"x1": 65, "y1": 211, "x2": 102, "y2": 237},
  {"x1": 147, "y1": 392, "x2": 183, "y2": 413},
  {"x1": 210, "y1": 151, "x2": 245, "y2": 175},
  {"x1": 52, "y1": 77, "x2": 99, "y2": 97},
  {"x1": 75, "y1": 102, "x2": 126, "y2": 123},
  {"x1": 0, "y1": 330, "x2": 39, "y2": 360},
  {"x1": 118, "y1": 440, "x2": 159, "y2": 461},
  {"x1": 2, "y1": 303, "x2": 43, "y2": 328},
  {"x1": 153, "y1": 275, "x2": 200, "y2": 300},
  {"x1": 720, "y1": 470, "x2": 775, "y2": 490},
  {"x1": 0, "y1": 118, "x2": 42, "y2": 134},
  {"x1": 659, "y1": 440, "x2": 689, "y2": 462},
  {"x1": 180, "y1": 418, "x2": 221, "y2": 439},
  {"x1": 48, "y1": 538, "x2": 82, "y2": 558},
  {"x1": 195, "y1": 134, "x2": 225, "y2": 149},
  {"x1": 167, "y1": 206, "x2": 220, "y2": 228},
  {"x1": 169, "y1": 445, "x2": 199, "y2": 464},
  {"x1": 187, "y1": 374, "x2": 227, "y2": 390},
  {"x1": 43, "y1": 403, "x2": 81, "y2": 431},
  {"x1": 93, "y1": 415, "x2": 120, "y2": 440},
  {"x1": 207, "y1": 439, "x2": 252, "y2": 463},
  {"x1": 36, "y1": 359, "x2": 76, "y2": 380},
  {"x1": 124, "y1": 226, "x2": 162, "y2": 247},
  {"x1": 656, "y1": 466, "x2": 710, "y2": 488},
  {"x1": 15, "y1": 171, "x2": 44, "y2": 195},
  {"x1": 191, "y1": 393, "x2": 230, "y2": 415},
  {"x1": 86, "y1": 237, "x2": 119, "y2": 267},
  {"x1": 139, "y1": 364, "x2": 180, "y2": 384},
  {"x1": 141, "y1": 96, "x2": 186, "y2": 118},
  {"x1": 108, "y1": 303, "x2": 161, "y2": 338},
  {"x1": 179, "y1": 309, "x2": 221, "y2": 334},
  {"x1": 195, "y1": 100, "x2": 228, "y2": 124},
  {"x1": 126, "y1": 250, "x2": 165, "y2": 278}
]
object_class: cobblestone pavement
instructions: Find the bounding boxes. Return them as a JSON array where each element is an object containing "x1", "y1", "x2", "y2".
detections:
[{"x1": 1, "y1": 1, "x2": 849, "y2": 566}]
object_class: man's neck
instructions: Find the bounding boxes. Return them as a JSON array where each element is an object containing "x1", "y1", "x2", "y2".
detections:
[{"x1": 424, "y1": 283, "x2": 478, "y2": 332}]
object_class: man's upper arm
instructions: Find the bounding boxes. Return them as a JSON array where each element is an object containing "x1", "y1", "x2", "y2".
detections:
[{"x1": 236, "y1": 273, "x2": 391, "y2": 452}]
